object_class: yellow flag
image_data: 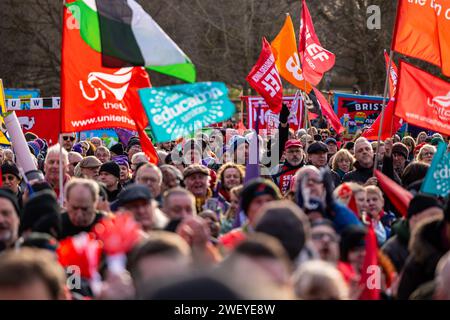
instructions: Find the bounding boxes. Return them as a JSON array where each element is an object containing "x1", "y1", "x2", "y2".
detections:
[
  {"x1": 271, "y1": 14, "x2": 312, "y2": 93},
  {"x1": 0, "y1": 79, "x2": 11, "y2": 145}
]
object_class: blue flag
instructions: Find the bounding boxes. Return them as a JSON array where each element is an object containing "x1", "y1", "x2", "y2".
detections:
[
  {"x1": 139, "y1": 82, "x2": 235, "y2": 143},
  {"x1": 421, "y1": 142, "x2": 450, "y2": 197}
]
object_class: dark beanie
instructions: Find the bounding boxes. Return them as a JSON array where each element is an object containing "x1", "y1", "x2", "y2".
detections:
[
  {"x1": 0, "y1": 188, "x2": 20, "y2": 217},
  {"x1": 1, "y1": 162, "x2": 21, "y2": 180},
  {"x1": 110, "y1": 143, "x2": 124, "y2": 156},
  {"x1": 339, "y1": 225, "x2": 367, "y2": 262},
  {"x1": 99, "y1": 161, "x2": 121, "y2": 179},
  {"x1": 127, "y1": 137, "x2": 141, "y2": 152},
  {"x1": 19, "y1": 190, "x2": 61, "y2": 238},
  {"x1": 240, "y1": 178, "x2": 281, "y2": 215},
  {"x1": 407, "y1": 194, "x2": 442, "y2": 219},
  {"x1": 392, "y1": 142, "x2": 409, "y2": 159}
]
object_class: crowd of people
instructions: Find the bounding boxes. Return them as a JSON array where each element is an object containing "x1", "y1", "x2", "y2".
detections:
[{"x1": 0, "y1": 106, "x2": 450, "y2": 300}]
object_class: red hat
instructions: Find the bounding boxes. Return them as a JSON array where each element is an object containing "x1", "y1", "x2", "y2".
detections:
[
  {"x1": 284, "y1": 139, "x2": 302, "y2": 151},
  {"x1": 414, "y1": 142, "x2": 426, "y2": 154}
]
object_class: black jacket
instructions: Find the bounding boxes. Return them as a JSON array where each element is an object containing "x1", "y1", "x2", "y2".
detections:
[
  {"x1": 381, "y1": 219, "x2": 410, "y2": 272},
  {"x1": 59, "y1": 211, "x2": 105, "y2": 240},
  {"x1": 342, "y1": 161, "x2": 374, "y2": 185},
  {"x1": 397, "y1": 218, "x2": 450, "y2": 300}
]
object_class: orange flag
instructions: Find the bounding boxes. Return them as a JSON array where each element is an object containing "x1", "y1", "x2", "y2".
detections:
[
  {"x1": 272, "y1": 14, "x2": 312, "y2": 93},
  {"x1": 392, "y1": 0, "x2": 450, "y2": 76}
]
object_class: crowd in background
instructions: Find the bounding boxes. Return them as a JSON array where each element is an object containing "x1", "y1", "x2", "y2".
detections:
[{"x1": 0, "y1": 106, "x2": 450, "y2": 300}]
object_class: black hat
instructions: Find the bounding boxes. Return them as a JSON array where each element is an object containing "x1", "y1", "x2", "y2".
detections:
[
  {"x1": 407, "y1": 194, "x2": 442, "y2": 219},
  {"x1": 19, "y1": 232, "x2": 59, "y2": 252},
  {"x1": 1, "y1": 162, "x2": 21, "y2": 180},
  {"x1": 110, "y1": 143, "x2": 124, "y2": 156},
  {"x1": 127, "y1": 137, "x2": 141, "y2": 152},
  {"x1": 240, "y1": 178, "x2": 281, "y2": 215},
  {"x1": 339, "y1": 225, "x2": 367, "y2": 262},
  {"x1": 307, "y1": 141, "x2": 328, "y2": 154},
  {"x1": 392, "y1": 142, "x2": 409, "y2": 159},
  {"x1": 0, "y1": 188, "x2": 20, "y2": 217},
  {"x1": 99, "y1": 161, "x2": 121, "y2": 179},
  {"x1": 117, "y1": 184, "x2": 152, "y2": 207},
  {"x1": 19, "y1": 190, "x2": 61, "y2": 238}
]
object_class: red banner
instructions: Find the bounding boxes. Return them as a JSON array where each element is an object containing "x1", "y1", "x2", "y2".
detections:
[
  {"x1": 15, "y1": 109, "x2": 61, "y2": 145},
  {"x1": 361, "y1": 99, "x2": 403, "y2": 141},
  {"x1": 246, "y1": 38, "x2": 283, "y2": 114},
  {"x1": 313, "y1": 88, "x2": 344, "y2": 134},
  {"x1": 243, "y1": 95, "x2": 302, "y2": 136},
  {"x1": 298, "y1": 0, "x2": 335, "y2": 86},
  {"x1": 61, "y1": 7, "x2": 157, "y2": 163},
  {"x1": 392, "y1": 0, "x2": 450, "y2": 76},
  {"x1": 384, "y1": 51, "x2": 398, "y2": 98},
  {"x1": 395, "y1": 60, "x2": 450, "y2": 136}
]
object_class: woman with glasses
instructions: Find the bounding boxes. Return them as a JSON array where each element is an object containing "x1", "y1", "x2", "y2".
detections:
[{"x1": 416, "y1": 144, "x2": 436, "y2": 165}]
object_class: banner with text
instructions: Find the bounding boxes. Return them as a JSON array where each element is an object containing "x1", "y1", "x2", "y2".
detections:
[
  {"x1": 334, "y1": 93, "x2": 384, "y2": 139},
  {"x1": 139, "y1": 82, "x2": 236, "y2": 143}
]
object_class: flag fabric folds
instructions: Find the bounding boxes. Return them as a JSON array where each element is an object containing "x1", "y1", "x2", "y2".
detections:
[
  {"x1": 421, "y1": 142, "x2": 450, "y2": 197},
  {"x1": 313, "y1": 88, "x2": 344, "y2": 134},
  {"x1": 394, "y1": 60, "x2": 450, "y2": 136},
  {"x1": 361, "y1": 99, "x2": 403, "y2": 141},
  {"x1": 67, "y1": 0, "x2": 196, "y2": 83},
  {"x1": 61, "y1": 5, "x2": 157, "y2": 163},
  {"x1": 384, "y1": 50, "x2": 398, "y2": 98},
  {"x1": 358, "y1": 222, "x2": 380, "y2": 300},
  {"x1": 298, "y1": 0, "x2": 335, "y2": 86},
  {"x1": 375, "y1": 170, "x2": 412, "y2": 218},
  {"x1": 246, "y1": 38, "x2": 283, "y2": 114},
  {"x1": 392, "y1": 0, "x2": 450, "y2": 76},
  {"x1": 271, "y1": 14, "x2": 312, "y2": 94}
]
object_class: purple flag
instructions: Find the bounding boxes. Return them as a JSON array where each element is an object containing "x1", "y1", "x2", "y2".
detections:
[{"x1": 114, "y1": 128, "x2": 137, "y2": 146}]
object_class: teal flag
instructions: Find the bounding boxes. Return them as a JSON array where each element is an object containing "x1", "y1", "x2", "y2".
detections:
[
  {"x1": 421, "y1": 142, "x2": 450, "y2": 197},
  {"x1": 139, "y1": 82, "x2": 235, "y2": 143}
]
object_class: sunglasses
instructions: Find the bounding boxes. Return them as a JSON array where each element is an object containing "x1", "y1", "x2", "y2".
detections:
[{"x1": 63, "y1": 136, "x2": 76, "y2": 142}]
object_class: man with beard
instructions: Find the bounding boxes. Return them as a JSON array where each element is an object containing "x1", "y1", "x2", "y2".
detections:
[
  {"x1": 272, "y1": 140, "x2": 305, "y2": 195},
  {"x1": 61, "y1": 133, "x2": 77, "y2": 152},
  {"x1": 0, "y1": 189, "x2": 20, "y2": 252}
]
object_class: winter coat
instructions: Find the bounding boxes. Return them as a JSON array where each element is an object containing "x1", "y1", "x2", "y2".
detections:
[
  {"x1": 342, "y1": 161, "x2": 374, "y2": 185},
  {"x1": 381, "y1": 219, "x2": 410, "y2": 272},
  {"x1": 397, "y1": 218, "x2": 450, "y2": 300}
]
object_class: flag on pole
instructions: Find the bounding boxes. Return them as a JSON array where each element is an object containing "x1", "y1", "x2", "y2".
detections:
[
  {"x1": 271, "y1": 14, "x2": 312, "y2": 94},
  {"x1": 392, "y1": 0, "x2": 450, "y2": 76},
  {"x1": 394, "y1": 61, "x2": 450, "y2": 136},
  {"x1": 312, "y1": 88, "x2": 344, "y2": 134},
  {"x1": 61, "y1": 5, "x2": 158, "y2": 163},
  {"x1": 246, "y1": 38, "x2": 283, "y2": 114},
  {"x1": 359, "y1": 222, "x2": 380, "y2": 300},
  {"x1": 384, "y1": 50, "x2": 398, "y2": 98},
  {"x1": 361, "y1": 99, "x2": 403, "y2": 140},
  {"x1": 298, "y1": 0, "x2": 335, "y2": 86},
  {"x1": 66, "y1": 0, "x2": 196, "y2": 83}
]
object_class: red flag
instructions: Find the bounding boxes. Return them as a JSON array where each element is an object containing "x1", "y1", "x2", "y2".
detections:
[
  {"x1": 384, "y1": 50, "x2": 398, "y2": 98},
  {"x1": 394, "y1": 60, "x2": 450, "y2": 136},
  {"x1": 361, "y1": 99, "x2": 403, "y2": 140},
  {"x1": 359, "y1": 222, "x2": 380, "y2": 300},
  {"x1": 298, "y1": 0, "x2": 335, "y2": 86},
  {"x1": 246, "y1": 38, "x2": 283, "y2": 114},
  {"x1": 61, "y1": 6, "x2": 158, "y2": 163},
  {"x1": 375, "y1": 170, "x2": 412, "y2": 217},
  {"x1": 312, "y1": 88, "x2": 344, "y2": 134},
  {"x1": 392, "y1": 0, "x2": 450, "y2": 76}
]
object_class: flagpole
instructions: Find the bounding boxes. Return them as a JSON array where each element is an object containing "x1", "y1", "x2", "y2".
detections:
[
  {"x1": 373, "y1": 50, "x2": 394, "y2": 176},
  {"x1": 59, "y1": 134, "x2": 64, "y2": 206}
]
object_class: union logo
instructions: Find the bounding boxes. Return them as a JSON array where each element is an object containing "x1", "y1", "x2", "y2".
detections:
[{"x1": 427, "y1": 92, "x2": 450, "y2": 122}]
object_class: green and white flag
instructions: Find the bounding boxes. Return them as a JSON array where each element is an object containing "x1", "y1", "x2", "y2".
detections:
[
  {"x1": 421, "y1": 142, "x2": 450, "y2": 197},
  {"x1": 67, "y1": 0, "x2": 196, "y2": 83},
  {"x1": 139, "y1": 82, "x2": 236, "y2": 143}
]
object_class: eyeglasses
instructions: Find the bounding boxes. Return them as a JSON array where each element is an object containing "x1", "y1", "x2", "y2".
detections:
[{"x1": 63, "y1": 136, "x2": 76, "y2": 142}]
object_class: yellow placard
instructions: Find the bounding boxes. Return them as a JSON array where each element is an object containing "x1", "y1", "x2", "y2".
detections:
[{"x1": 0, "y1": 79, "x2": 11, "y2": 145}]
